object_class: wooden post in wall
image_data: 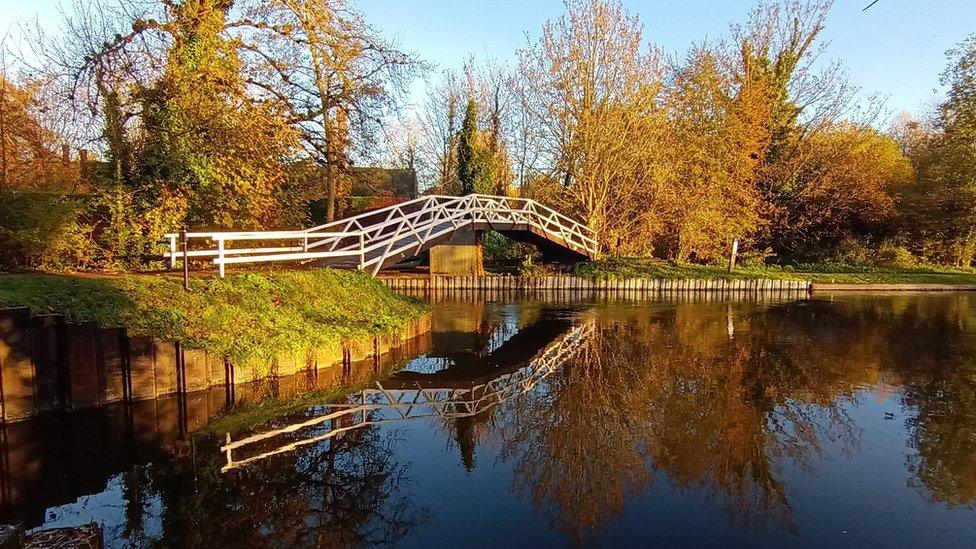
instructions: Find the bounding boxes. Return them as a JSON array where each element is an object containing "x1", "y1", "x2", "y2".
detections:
[{"x1": 727, "y1": 239, "x2": 739, "y2": 273}]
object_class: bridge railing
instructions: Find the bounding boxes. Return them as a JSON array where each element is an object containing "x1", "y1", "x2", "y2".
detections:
[{"x1": 164, "y1": 194, "x2": 598, "y2": 277}]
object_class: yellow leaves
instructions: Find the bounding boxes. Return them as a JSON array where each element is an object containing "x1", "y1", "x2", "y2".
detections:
[{"x1": 789, "y1": 125, "x2": 910, "y2": 238}]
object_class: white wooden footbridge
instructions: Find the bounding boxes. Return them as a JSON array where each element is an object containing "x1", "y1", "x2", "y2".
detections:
[{"x1": 166, "y1": 194, "x2": 598, "y2": 277}]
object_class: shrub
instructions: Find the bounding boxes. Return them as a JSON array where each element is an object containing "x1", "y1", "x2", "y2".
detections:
[
  {"x1": 874, "y1": 241, "x2": 918, "y2": 269},
  {"x1": 736, "y1": 247, "x2": 774, "y2": 268},
  {"x1": 0, "y1": 192, "x2": 97, "y2": 271},
  {"x1": 482, "y1": 230, "x2": 542, "y2": 274},
  {"x1": 831, "y1": 237, "x2": 874, "y2": 266},
  {"x1": 828, "y1": 237, "x2": 919, "y2": 269}
]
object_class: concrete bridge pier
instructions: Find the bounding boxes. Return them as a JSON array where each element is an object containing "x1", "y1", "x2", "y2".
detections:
[{"x1": 429, "y1": 227, "x2": 484, "y2": 275}]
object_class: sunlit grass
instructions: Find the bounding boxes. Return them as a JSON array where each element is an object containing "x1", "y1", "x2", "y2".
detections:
[
  {"x1": 0, "y1": 269, "x2": 429, "y2": 363},
  {"x1": 575, "y1": 257, "x2": 976, "y2": 285}
]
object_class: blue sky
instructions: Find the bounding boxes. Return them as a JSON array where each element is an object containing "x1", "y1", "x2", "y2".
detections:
[{"x1": 4, "y1": 0, "x2": 975, "y2": 117}]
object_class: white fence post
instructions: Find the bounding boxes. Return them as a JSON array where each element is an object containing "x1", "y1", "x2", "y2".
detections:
[
  {"x1": 217, "y1": 238, "x2": 226, "y2": 278},
  {"x1": 168, "y1": 234, "x2": 178, "y2": 269}
]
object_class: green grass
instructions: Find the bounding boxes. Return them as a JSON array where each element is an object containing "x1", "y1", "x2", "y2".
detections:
[
  {"x1": 575, "y1": 257, "x2": 976, "y2": 285},
  {"x1": 0, "y1": 269, "x2": 429, "y2": 363}
]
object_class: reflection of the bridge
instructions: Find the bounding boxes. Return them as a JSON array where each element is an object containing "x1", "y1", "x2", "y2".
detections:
[{"x1": 221, "y1": 321, "x2": 591, "y2": 471}]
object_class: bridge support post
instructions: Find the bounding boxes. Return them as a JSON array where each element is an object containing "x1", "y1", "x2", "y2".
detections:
[{"x1": 430, "y1": 227, "x2": 484, "y2": 276}]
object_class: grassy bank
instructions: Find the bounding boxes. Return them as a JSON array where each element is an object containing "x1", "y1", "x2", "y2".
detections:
[
  {"x1": 575, "y1": 257, "x2": 976, "y2": 285},
  {"x1": 0, "y1": 269, "x2": 429, "y2": 363}
]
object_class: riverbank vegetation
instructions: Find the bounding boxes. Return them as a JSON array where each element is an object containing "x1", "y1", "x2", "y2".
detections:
[
  {"x1": 0, "y1": 270, "x2": 428, "y2": 362},
  {"x1": 0, "y1": 0, "x2": 974, "y2": 274},
  {"x1": 576, "y1": 257, "x2": 976, "y2": 285}
]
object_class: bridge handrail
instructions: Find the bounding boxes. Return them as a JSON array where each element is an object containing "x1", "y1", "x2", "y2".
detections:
[
  {"x1": 469, "y1": 194, "x2": 597, "y2": 240},
  {"x1": 304, "y1": 194, "x2": 469, "y2": 233},
  {"x1": 306, "y1": 194, "x2": 596, "y2": 240},
  {"x1": 340, "y1": 195, "x2": 597, "y2": 272},
  {"x1": 164, "y1": 230, "x2": 366, "y2": 240}
]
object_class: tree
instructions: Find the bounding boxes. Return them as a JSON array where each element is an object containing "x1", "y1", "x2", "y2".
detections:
[
  {"x1": 658, "y1": 46, "x2": 769, "y2": 261},
  {"x1": 732, "y1": 0, "x2": 886, "y2": 255},
  {"x1": 136, "y1": 0, "x2": 297, "y2": 230},
  {"x1": 0, "y1": 74, "x2": 56, "y2": 189},
  {"x1": 25, "y1": 0, "x2": 301, "y2": 268},
  {"x1": 0, "y1": 49, "x2": 80, "y2": 191},
  {"x1": 417, "y1": 62, "x2": 516, "y2": 196},
  {"x1": 416, "y1": 69, "x2": 463, "y2": 193},
  {"x1": 457, "y1": 98, "x2": 478, "y2": 195},
  {"x1": 515, "y1": 0, "x2": 664, "y2": 246},
  {"x1": 239, "y1": 0, "x2": 422, "y2": 221},
  {"x1": 780, "y1": 125, "x2": 910, "y2": 255},
  {"x1": 454, "y1": 94, "x2": 509, "y2": 196},
  {"x1": 895, "y1": 34, "x2": 976, "y2": 265},
  {"x1": 928, "y1": 34, "x2": 976, "y2": 265}
]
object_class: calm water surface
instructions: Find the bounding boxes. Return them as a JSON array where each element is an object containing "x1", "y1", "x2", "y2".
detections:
[{"x1": 5, "y1": 293, "x2": 976, "y2": 547}]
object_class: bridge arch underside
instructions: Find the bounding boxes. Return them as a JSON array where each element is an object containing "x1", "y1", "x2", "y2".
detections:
[{"x1": 315, "y1": 220, "x2": 592, "y2": 274}]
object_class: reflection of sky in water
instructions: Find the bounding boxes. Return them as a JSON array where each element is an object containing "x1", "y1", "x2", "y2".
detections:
[
  {"x1": 401, "y1": 355, "x2": 453, "y2": 374},
  {"x1": 33, "y1": 474, "x2": 163, "y2": 547}
]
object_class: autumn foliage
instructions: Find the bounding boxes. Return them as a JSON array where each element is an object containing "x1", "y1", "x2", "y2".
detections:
[{"x1": 1, "y1": 0, "x2": 974, "y2": 270}]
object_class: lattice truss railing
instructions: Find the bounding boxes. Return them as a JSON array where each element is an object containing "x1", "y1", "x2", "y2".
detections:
[
  {"x1": 220, "y1": 322, "x2": 593, "y2": 471},
  {"x1": 165, "y1": 194, "x2": 598, "y2": 276}
]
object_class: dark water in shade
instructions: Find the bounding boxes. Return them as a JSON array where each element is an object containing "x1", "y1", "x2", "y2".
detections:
[{"x1": 5, "y1": 293, "x2": 976, "y2": 547}]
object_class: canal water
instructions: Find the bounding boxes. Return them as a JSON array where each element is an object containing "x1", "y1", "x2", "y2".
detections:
[{"x1": 4, "y1": 293, "x2": 976, "y2": 547}]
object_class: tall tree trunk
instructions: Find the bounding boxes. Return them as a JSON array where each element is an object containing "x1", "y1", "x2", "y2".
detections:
[{"x1": 0, "y1": 78, "x2": 7, "y2": 189}]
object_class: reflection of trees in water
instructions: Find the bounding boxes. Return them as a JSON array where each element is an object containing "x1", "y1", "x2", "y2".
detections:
[
  {"x1": 496, "y1": 303, "x2": 871, "y2": 541},
  {"x1": 449, "y1": 411, "x2": 496, "y2": 471},
  {"x1": 764, "y1": 295, "x2": 976, "y2": 508},
  {"x1": 497, "y1": 322, "x2": 655, "y2": 538},
  {"x1": 129, "y1": 296, "x2": 976, "y2": 542},
  {"x1": 151, "y1": 419, "x2": 428, "y2": 546},
  {"x1": 904, "y1": 374, "x2": 976, "y2": 509},
  {"x1": 856, "y1": 295, "x2": 976, "y2": 508}
]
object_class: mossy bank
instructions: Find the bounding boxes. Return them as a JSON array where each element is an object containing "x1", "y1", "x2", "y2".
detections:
[{"x1": 0, "y1": 269, "x2": 429, "y2": 364}]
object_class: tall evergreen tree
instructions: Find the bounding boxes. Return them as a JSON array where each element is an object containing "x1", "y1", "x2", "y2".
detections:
[{"x1": 457, "y1": 98, "x2": 478, "y2": 195}]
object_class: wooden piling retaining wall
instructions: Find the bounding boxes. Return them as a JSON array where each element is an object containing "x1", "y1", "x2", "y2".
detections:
[
  {"x1": 0, "y1": 307, "x2": 432, "y2": 422},
  {"x1": 381, "y1": 274, "x2": 811, "y2": 296}
]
